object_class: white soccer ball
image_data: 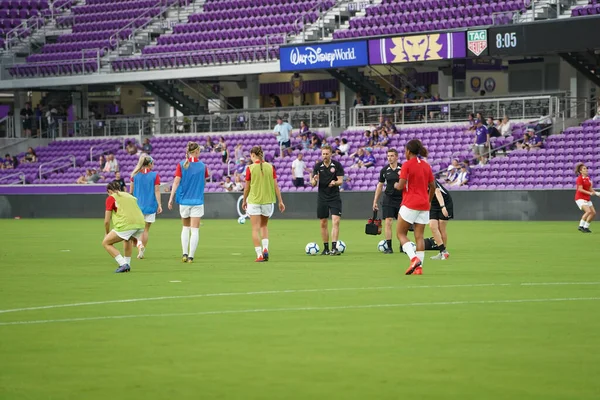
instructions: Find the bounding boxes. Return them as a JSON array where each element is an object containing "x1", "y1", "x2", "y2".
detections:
[
  {"x1": 337, "y1": 240, "x2": 346, "y2": 253},
  {"x1": 305, "y1": 242, "x2": 320, "y2": 255},
  {"x1": 377, "y1": 240, "x2": 388, "y2": 252},
  {"x1": 237, "y1": 216, "x2": 246, "y2": 224}
]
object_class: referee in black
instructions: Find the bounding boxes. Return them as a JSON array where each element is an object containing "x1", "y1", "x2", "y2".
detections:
[
  {"x1": 372, "y1": 148, "x2": 402, "y2": 254},
  {"x1": 429, "y1": 179, "x2": 452, "y2": 260},
  {"x1": 311, "y1": 144, "x2": 344, "y2": 256}
]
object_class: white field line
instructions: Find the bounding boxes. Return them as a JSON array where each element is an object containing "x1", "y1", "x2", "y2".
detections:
[
  {"x1": 0, "y1": 281, "x2": 599, "y2": 315},
  {"x1": 1, "y1": 297, "x2": 599, "y2": 327}
]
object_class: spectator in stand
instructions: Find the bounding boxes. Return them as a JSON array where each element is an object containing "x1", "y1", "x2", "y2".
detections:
[
  {"x1": 215, "y1": 136, "x2": 229, "y2": 163},
  {"x1": 593, "y1": 105, "x2": 600, "y2": 121},
  {"x1": 270, "y1": 93, "x2": 282, "y2": 108},
  {"x1": 364, "y1": 130, "x2": 374, "y2": 147},
  {"x1": 46, "y1": 106, "x2": 57, "y2": 138},
  {"x1": 310, "y1": 134, "x2": 322, "y2": 150},
  {"x1": 297, "y1": 133, "x2": 310, "y2": 150},
  {"x1": 528, "y1": 130, "x2": 544, "y2": 151},
  {"x1": 340, "y1": 175, "x2": 352, "y2": 191},
  {"x1": 463, "y1": 159, "x2": 472, "y2": 174},
  {"x1": 34, "y1": 104, "x2": 43, "y2": 137},
  {"x1": 99, "y1": 155, "x2": 106, "y2": 171},
  {"x1": 476, "y1": 112, "x2": 483, "y2": 121},
  {"x1": 371, "y1": 130, "x2": 380, "y2": 147},
  {"x1": 142, "y1": 138, "x2": 153, "y2": 154},
  {"x1": 473, "y1": 119, "x2": 490, "y2": 166},
  {"x1": 273, "y1": 118, "x2": 293, "y2": 157},
  {"x1": 486, "y1": 117, "x2": 501, "y2": 138},
  {"x1": 20, "y1": 147, "x2": 37, "y2": 163},
  {"x1": 291, "y1": 153, "x2": 310, "y2": 188},
  {"x1": 233, "y1": 158, "x2": 248, "y2": 179},
  {"x1": 234, "y1": 143, "x2": 244, "y2": 163},
  {"x1": 126, "y1": 141, "x2": 138, "y2": 155},
  {"x1": 20, "y1": 102, "x2": 33, "y2": 137},
  {"x1": 204, "y1": 137, "x2": 215, "y2": 152},
  {"x1": 335, "y1": 138, "x2": 350, "y2": 156},
  {"x1": 77, "y1": 169, "x2": 103, "y2": 184},
  {"x1": 467, "y1": 113, "x2": 476, "y2": 132},
  {"x1": 331, "y1": 138, "x2": 341, "y2": 153},
  {"x1": 499, "y1": 116, "x2": 512, "y2": 137},
  {"x1": 350, "y1": 148, "x2": 375, "y2": 169},
  {"x1": 384, "y1": 120, "x2": 398, "y2": 135},
  {"x1": 362, "y1": 148, "x2": 376, "y2": 168},
  {"x1": 517, "y1": 130, "x2": 532, "y2": 150},
  {"x1": 103, "y1": 153, "x2": 119, "y2": 172},
  {"x1": 298, "y1": 120, "x2": 310, "y2": 137},
  {"x1": 232, "y1": 175, "x2": 244, "y2": 192},
  {"x1": 446, "y1": 159, "x2": 460, "y2": 183},
  {"x1": 449, "y1": 164, "x2": 469, "y2": 187},
  {"x1": 2, "y1": 153, "x2": 18, "y2": 169},
  {"x1": 220, "y1": 176, "x2": 234, "y2": 192},
  {"x1": 115, "y1": 171, "x2": 127, "y2": 191}
]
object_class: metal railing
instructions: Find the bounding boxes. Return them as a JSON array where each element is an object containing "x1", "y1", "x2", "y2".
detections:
[
  {"x1": 59, "y1": 117, "x2": 153, "y2": 138},
  {"x1": 0, "y1": 116, "x2": 15, "y2": 138},
  {"x1": 38, "y1": 154, "x2": 77, "y2": 180},
  {"x1": 2, "y1": 48, "x2": 104, "y2": 80},
  {"x1": 0, "y1": 171, "x2": 26, "y2": 185},
  {"x1": 349, "y1": 95, "x2": 556, "y2": 126}
]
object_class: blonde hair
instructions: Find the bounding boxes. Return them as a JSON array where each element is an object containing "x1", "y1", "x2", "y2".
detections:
[
  {"x1": 131, "y1": 154, "x2": 153, "y2": 177},
  {"x1": 250, "y1": 145, "x2": 264, "y2": 173},
  {"x1": 183, "y1": 141, "x2": 200, "y2": 169}
]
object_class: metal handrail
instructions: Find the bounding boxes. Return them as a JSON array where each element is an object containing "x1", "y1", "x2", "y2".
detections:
[
  {"x1": 292, "y1": 0, "x2": 334, "y2": 42},
  {"x1": 0, "y1": 171, "x2": 26, "y2": 185},
  {"x1": 4, "y1": 48, "x2": 104, "y2": 79},
  {"x1": 176, "y1": 79, "x2": 224, "y2": 111},
  {"x1": 38, "y1": 154, "x2": 77, "y2": 179}
]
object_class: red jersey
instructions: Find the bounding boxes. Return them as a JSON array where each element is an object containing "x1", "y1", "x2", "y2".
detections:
[
  {"x1": 575, "y1": 175, "x2": 592, "y2": 201},
  {"x1": 175, "y1": 157, "x2": 209, "y2": 178},
  {"x1": 105, "y1": 196, "x2": 117, "y2": 212},
  {"x1": 245, "y1": 160, "x2": 277, "y2": 181},
  {"x1": 400, "y1": 157, "x2": 434, "y2": 211}
]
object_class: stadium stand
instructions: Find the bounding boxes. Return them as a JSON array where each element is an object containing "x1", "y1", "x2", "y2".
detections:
[{"x1": 571, "y1": 0, "x2": 600, "y2": 16}]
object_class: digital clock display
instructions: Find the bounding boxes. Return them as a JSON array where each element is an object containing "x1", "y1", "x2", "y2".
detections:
[{"x1": 488, "y1": 26, "x2": 526, "y2": 56}]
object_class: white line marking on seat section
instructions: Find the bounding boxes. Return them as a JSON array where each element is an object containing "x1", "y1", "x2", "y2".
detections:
[
  {"x1": 1, "y1": 297, "x2": 599, "y2": 327},
  {"x1": 0, "y1": 281, "x2": 598, "y2": 315}
]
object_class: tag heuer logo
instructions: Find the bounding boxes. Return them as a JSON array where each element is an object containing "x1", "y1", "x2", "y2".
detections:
[{"x1": 468, "y1": 30, "x2": 488, "y2": 56}]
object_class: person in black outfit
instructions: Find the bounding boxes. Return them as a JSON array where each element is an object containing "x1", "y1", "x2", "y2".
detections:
[
  {"x1": 114, "y1": 171, "x2": 127, "y2": 192},
  {"x1": 372, "y1": 148, "x2": 402, "y2": 254},
  {"x1": 429, "y1": 180, "x2": 453, "y2": 260},
  {"x1": 20, "y1": 102, "x2": 33, "y2": 137},
  {"x1": 310, "y1": 144, "x2": 344, "y2": 256}
]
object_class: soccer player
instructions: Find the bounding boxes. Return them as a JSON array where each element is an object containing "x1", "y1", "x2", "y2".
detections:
[
  {"x1": 102, "y1": 181, "x2": 146, "y2": 273},
  {"x1": 394, "y1": 139, "x2": 435, "y2": 275},
  {"x1": 574, "y1": 162, "x2": 598, "y2": 233},
  {"x1": 372, "y1": 148, "x2": 402, "y2": 254},
  {"x1": 311, "y1": 144, "x2": 344, "y2": 256},
  {"x1": 429, "y1": 179, "x2": 453, "y2": 260},
  {"x1": 168, "y1": 141, "x2": 209, "y2": 263},
  {"x1": 242, "y1": 146, "x2": 285, "y2": 262},
  {"x1": 130, "y1": 154, "x2": 162, "y2": 259}
]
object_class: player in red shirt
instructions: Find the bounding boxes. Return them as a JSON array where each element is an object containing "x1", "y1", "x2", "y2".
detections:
[
  {"x1": 574, "y1": 162, "x2": 598, "y2": 233},
  {"x1": 394, "y1": 139, "x2": 435, "y2": 275}
]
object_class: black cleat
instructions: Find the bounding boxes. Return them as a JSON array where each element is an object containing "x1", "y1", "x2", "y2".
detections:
[
  {"x1": 321, "y1": 249, "x2": 331, "y2": 256},
  {"x1": 182, "y1": 254, "x2": 189, "y2": 263},
  {"x1": 329, "y1": 249, "x2": 341, "y2": 256},
  {"x1": 383, "y1": 248, "x2": 394, "y2": 254},
  {"x1": 578, "y1": 226, "x2": 585, "y2": 232},
  {"x1": 584, "y1": 228, "x2": 592, "y2": 233}
]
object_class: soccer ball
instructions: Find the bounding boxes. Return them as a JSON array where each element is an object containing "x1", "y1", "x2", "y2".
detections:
[
  {"x1": 237, "y1": 216, "x2": 246, "y2": 224},
  {"x1": 337, "y1": 240, "x2": 346, "y2": 253},
  {"x1": 305, "y1": 242, "x2": 320, "y2": 255},
  {"x1": 377, "y1": 240, "x2": 388, "y2": 252}
]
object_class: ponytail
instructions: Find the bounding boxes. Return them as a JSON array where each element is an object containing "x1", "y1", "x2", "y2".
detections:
[
  {"x1": 183, "y1": 141, "x2": 200, "y2": 170},
  {"x1": 131, "y1": 154, "x2": 153, "y2": 178},
  {"x1": 575, "y1": 162, "x2": 585, "y2": 175},
  {"x1": 406, "y1": 139, "x2": 428, "y2": 158},
  {"x1": 250, "y1": 145, "x2": 264, "y2": 174},
  {"x1": 106, "y1": 180, "x2": 122, "y2": 195}
]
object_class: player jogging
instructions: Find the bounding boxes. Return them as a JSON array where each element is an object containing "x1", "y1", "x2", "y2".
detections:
[
  {"x1": 394, "y1": 139, "x2": 435, "y2": 275},
  {"x1": 242, "y1": 146, "x2": 285, "y2": 262},
  {"x1": 429, "y1": 179, "x2": 452, "y2": 260},
  {"x1": 168, "y1": 141, "x2": 209, "y2": 263},
  {"x1": 373, "y1": 148, "x2": 402, "y2": 254},
  {"x1": 102, "y1": 180, "x2": 146, "y2": 273},
  {"x1": 311, "y1": 144, "x2": 344, "y2": 256},
  {"x1": 574, "y1": 162, "x2": 598, "y2": 233},
  {"x1": 130, "y1": 154, "x2": 162, "y2": 259}
]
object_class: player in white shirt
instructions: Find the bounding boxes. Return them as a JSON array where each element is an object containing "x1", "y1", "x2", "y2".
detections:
[{"x1": 291, "y1": 153, "x2": 310, "y2": 187}]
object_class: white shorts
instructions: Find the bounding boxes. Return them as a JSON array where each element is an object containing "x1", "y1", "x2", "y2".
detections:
[
  {"x1": 144, "y1": 213, "x2": 156, "y2": 223},
  {"x1": 399, "y1": 205, "x2": 430, "y2": 225},
  {"x1": 180, "y1": 205, "x2": 205, "y2": 218},
  {"x1": 246, "y1": 203, "x2": 274, "y2": 217},
  {"x1": 576, "y1": 199, "x2": 594, "y2": 210},
  {"x1": 113, "y1": 229, "x2": 144, "y2": 241}
]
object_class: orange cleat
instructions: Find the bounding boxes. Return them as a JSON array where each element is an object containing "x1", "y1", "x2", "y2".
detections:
[
  {"x1": 413, "y1": 266, "x2": 423, "y2": 275},
  {"x1": 405, "y1": 257, "x2": 422, "y2": 275},
  {"x1": 255, "y1": 255, "x2": 265, "y2": 262}
]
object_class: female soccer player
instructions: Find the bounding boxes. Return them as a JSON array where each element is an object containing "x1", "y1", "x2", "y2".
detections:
[
  {"x1": 102, "y1": 181, "x2": 146, "y2": 273},
  {"x1": 130, "y1": 154, "x2": 162, "y2": 259},
  {"x1": 575, "y1": 162, "x2": 598, "y2": 233},
  {"x1": 242, "y1": 146, "x2": 285, "y2": 262},
  {"x1": 168, "y1": 141, "x2": 209, "y2": 263},
  {"x1": 429, "y1": 179, "x2": 453, "y2": 260},
  {"x1": 394, "y1": 139, "x2": 435, "y2": 275}
]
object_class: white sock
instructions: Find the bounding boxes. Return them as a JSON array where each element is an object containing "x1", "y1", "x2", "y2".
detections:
[
  {"x1": 402, "y1": 242, "x2": 417, "y2": 260},
  {"x1": 255, "y1": 246, "x2": 263, "y2": 257},
  {"x1": 416, "y1": 251, "x2": 425, "y2": 267},
  {"x1": 125, "y1": 257, "x2": 131, "y2": 264},
  {"x1": 262, "y1": 238, "x2": 269, "y2": 251},
  {"x1": 189, "y1": 228, "x2": 199, "y2": 258},
  {"x1": 584, "y1": 221, "x2": 590, "y2": 229},
  {"x1": 115, "y1": 254, "x2": 127, "y2": 266},
  {"x1": 181, "y1": 227, "x2": 191, "y2": 255},
  {"x1": 580, "y1": 219, "x2": 586, "y2": 227}
]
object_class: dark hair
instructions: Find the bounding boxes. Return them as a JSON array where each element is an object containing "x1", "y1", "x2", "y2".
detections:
[
  {"x1": 250, "y1": 145, "x2": 264, "y2": 174},
  {"x1": 106, "y1": 180, "x2": 122, "y2": 193},
  {"x1": 341, "y1": 138, "x2": 348, "y2": 144},
  {"x1": 575, "y1": 162, "x2": 586, "y2": 175},
  {"x1": 405, "y1": 139, "x2": 428, "y2": 158},
  {"x1": 387, "y1": 148, "x2": 398, "y2": 155}
]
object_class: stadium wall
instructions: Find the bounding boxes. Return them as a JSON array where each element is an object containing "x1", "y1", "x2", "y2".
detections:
[{"x1": 0, "y1": 190, "x2": 581, "y2": 221}]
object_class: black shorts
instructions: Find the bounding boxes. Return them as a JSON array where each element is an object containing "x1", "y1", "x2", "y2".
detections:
[
  {"x1": 317, "y1": 198, "x2": 342, "y2": 219},
  {"x1": 293, "y1": 177, "x2": 305, "y2": 187},
  {"x1": 382, "y1": 205, "x2": 400, "y2": 219},
  {"x1": 429, "y1": 207, "x2": 453, "y2": 221}
]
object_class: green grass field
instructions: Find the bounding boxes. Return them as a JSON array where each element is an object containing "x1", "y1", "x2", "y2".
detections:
[{"x1": 1, "y1": 218, "x2": 599, "y2": 399}]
